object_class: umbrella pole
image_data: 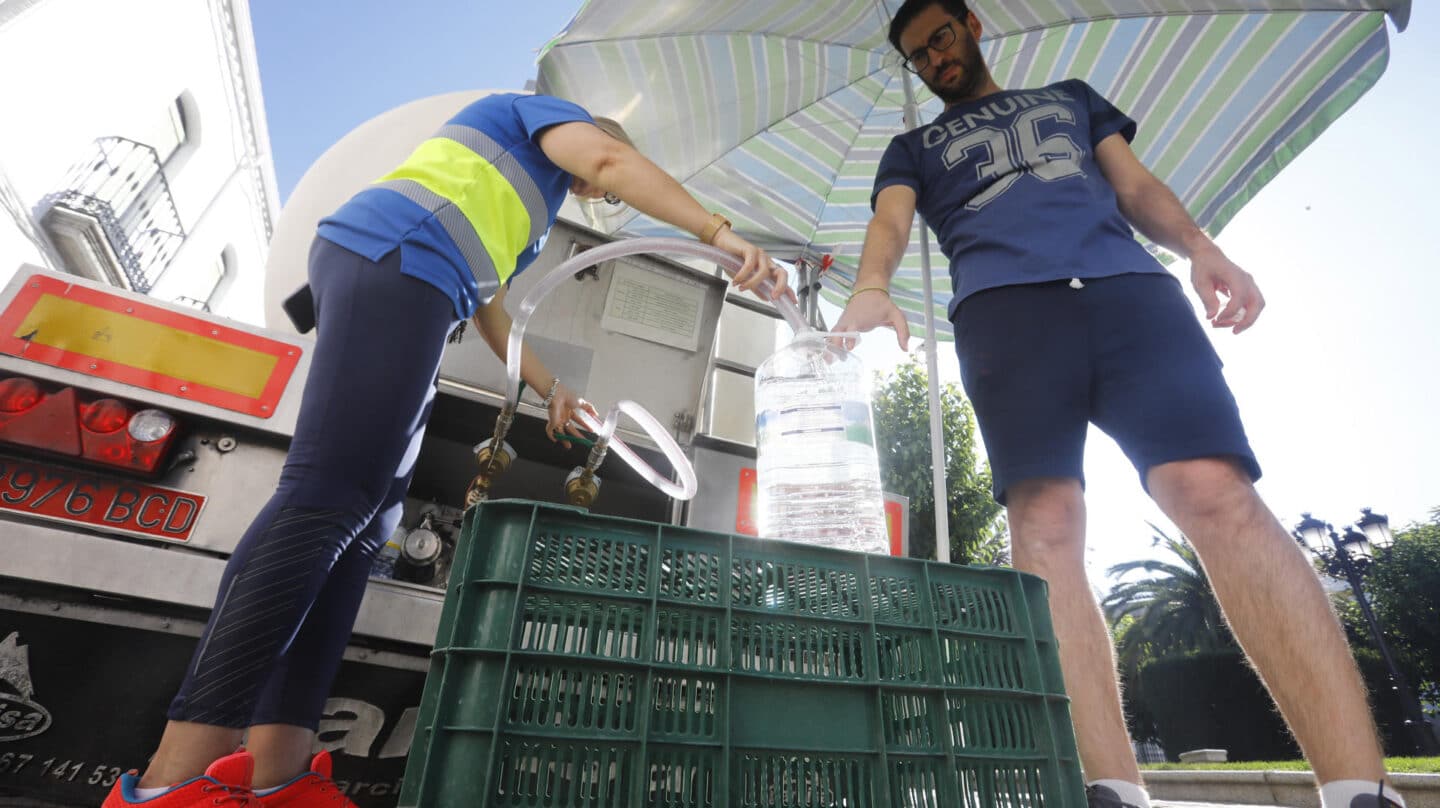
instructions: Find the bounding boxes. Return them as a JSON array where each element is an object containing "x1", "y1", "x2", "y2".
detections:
[
  {"x1": 900, "y1": 72, "x2": 951, "y2": 563},
  {"x1": 915, "y1": 224, "x2": 950, "y2": 563}
]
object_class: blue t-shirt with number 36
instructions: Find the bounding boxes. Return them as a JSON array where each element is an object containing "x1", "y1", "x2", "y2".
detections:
[{"x1": 872, "y1": 79, "x2": 1167, "y2": 317}]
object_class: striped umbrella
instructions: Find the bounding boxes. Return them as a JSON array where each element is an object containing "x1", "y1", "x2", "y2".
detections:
[
  {"x1": 537, "y1": 0, "x2": 1410, "y2": 339},
  {"x1": 536, "y1": 0, "x2": 1408, "y2": 559}
]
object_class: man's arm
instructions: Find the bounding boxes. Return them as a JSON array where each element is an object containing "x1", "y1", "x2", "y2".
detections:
[
  {"x1": 833, "y1": 185, "x2": 918, "y2": 349},
  {"x1": 1095, "y1": 133, "x2": 1265, "y2": 333}
]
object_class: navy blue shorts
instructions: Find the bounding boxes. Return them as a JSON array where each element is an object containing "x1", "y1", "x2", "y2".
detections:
[{"x1": 953, "y1": 272, "x2": 1261, "y2": 504}]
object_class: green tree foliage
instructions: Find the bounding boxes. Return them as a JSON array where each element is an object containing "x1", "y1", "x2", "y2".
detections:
[
  {"x1": 1328, "y1": 508, "x2": 1440, "y2": 753},
  {"x1": 870, "y1": 357, "x2": 1005, "y2": 564},
  {"x1": 1332, "y1": 596, "x2": 1415, "y2": 755},
  {"x1": 1103, "y1": 527, "x2": 1237, "y2": 661},
  {"x1": 1103, "y1": 527, "x2": 1240, "y2": 750},
  {"x1": 1361, "y1": 510, "x2": 1440, "y2": 689},
  {"x1": 1111, "y1": 614, "x2": 1161, "y2": 743},
  {"x1": 1137, "y1": 652, "x2": 1300, "y2": 762}
]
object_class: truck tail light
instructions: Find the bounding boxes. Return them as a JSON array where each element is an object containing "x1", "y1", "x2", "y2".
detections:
[
  {"x1": 81, "y1": 399, "x2": 130, "y2": 433},
  {"x1": 125, "y1": 409, "x2": 177, "y2": 470},
  {"x1": 128, "y1": 409, "x2": 176, "y2": 443},
  {"x1": 0, "y1": 377, "x2": 42, "y2": 413},
  {"x1": 0, "y1": 373, "x2": 180, "y2": 474}
]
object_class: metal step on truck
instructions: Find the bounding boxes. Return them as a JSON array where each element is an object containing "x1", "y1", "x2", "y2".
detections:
[{"x1": 0, "y1": 216, "x2": 906, "y2": 807}]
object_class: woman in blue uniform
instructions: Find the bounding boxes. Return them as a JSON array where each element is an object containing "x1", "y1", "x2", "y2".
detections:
[{"x1": 105, "y1": 93, "x2": 788, "y2": 808}]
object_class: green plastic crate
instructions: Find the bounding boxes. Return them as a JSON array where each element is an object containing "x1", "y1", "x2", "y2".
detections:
[{"x1": 400, "y1": 500, "x2": 1084, "y2": 808}]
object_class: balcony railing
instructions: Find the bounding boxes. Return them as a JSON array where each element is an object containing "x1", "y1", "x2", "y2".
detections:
[{"x1": 39, "y1": 137, "x2": 186, "y2": 293}]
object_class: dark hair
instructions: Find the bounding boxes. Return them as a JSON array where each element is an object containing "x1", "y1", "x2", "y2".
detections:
[{"x1": 888, "y1": 0, "x2": 970, "y2": 55}]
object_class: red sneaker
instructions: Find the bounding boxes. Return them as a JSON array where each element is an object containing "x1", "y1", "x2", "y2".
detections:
[
  {"x1": 102, "y1": 749, "x2": 258, "y2": 806},
  {"x1": 254, "y1": 751, "x2": 356, "y2": 807}
]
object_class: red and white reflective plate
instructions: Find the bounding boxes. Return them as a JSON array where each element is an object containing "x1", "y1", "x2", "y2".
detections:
[{"x1": 0, "y1": 454, "x2": 205, "y2": 542}]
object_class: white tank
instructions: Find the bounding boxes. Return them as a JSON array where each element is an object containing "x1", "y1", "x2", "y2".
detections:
[{"x1": 262, "y1": 90, "x2": 507, "y2": 332}]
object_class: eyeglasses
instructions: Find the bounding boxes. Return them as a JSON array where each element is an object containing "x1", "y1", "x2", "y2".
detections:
[{"x1": 901, "y1": 20, "x2": 957, "y2": 74}]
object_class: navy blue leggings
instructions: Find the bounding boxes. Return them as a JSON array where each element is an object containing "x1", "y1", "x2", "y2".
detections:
[{"x1": 168, "y1": 238, "x2": 457, "y2": 729}]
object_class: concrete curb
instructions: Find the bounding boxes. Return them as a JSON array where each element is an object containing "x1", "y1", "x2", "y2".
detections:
[{"x1": 1143, "y1": 771, "x2": 1440, "y2": 808}]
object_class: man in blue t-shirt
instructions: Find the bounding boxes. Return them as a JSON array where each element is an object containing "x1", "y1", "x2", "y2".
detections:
[{"x1": 836, "y1": 4, "x2": 1406, "y2": 808}]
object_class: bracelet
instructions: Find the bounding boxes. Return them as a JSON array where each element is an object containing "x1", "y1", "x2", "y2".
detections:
[
  {"x1": 848, "y1": 285, "x2": 891, "y2": 303},
  {"x1": 542, "y1": 377, "x2": 561, "y2": 407},
  {"x1": 699, "y1": 212, "x2": 732, "y2": 245}
]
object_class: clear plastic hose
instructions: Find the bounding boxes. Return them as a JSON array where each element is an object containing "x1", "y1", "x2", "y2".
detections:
[
  {"x1": 503, "y1": 237, "x2": 808, "y2": 500},
  {"x1": 574, "y1": 400, "x2": 694, "y2": 499}
]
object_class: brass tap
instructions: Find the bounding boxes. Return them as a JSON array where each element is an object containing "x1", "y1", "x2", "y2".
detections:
[{"x1": 564, "y1": 466, "x2": 601, "y2": 508}]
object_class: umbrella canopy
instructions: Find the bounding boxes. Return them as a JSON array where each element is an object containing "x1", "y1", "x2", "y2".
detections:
[{"x1": 537, "y1": 0, "x2": 1410, "y2": 338}]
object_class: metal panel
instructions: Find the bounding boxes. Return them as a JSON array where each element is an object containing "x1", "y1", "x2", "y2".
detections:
[
  {"x1": 0, "y1": 424, "x2": 291, "y2": 556},
  {"x1": 715, "y1": 295, "x2": 781, "y2": 370},
  {"x1": 705, "y1": 366, "x2": 759, "y2": 446},
  {"x1": 684, "y1": 438, "x2": 756, "y2": 533},
  {"x1": 0, "y1": 521, "x2": 442, "y2": 647},
  {"x1": 0, "y1": 597, "x2": 425, "y2": 807},
  {"x1": 0, "y1": 266, "x2": 312, "y2": 438},
  {"x1": 0, "y1": 592, "x2": 426, "y2": 672},
  {"x1": 437, "y1": 220, "x2": 726, "y2": 442},
  {"x1": 162, "y1": 430, "x2": 288, "y2": 552}
]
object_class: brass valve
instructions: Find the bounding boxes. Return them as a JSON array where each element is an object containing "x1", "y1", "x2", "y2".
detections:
[
  {"x1": 473, "y1": 438, "x2": 516, "y2": 476},
  {"x1": 464, "y1": 474, "x2": 491, "y2": 509},
  {"x1": 466, "y1": 436, "x2": 517, "y2": 509},
  {"x1": 564, "y1": 467, "x2": 601, "y2": 508}
]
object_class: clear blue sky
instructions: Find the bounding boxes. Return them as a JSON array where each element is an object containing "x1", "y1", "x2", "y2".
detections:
[
  {"x1": 252, "y1": 0, "x2": 582, "y2": 200},
  {"x1": 251, "y1": 3, "x2": 1438, "y2": 584}
]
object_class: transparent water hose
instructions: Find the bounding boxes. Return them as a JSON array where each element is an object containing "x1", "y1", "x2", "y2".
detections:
[{"x1": 504, "y1": 238, "x2": 809, "y2": 500}]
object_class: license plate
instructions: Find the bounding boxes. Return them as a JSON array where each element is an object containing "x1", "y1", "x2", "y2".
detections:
[{"x1": 0, "y1": 455, "x2": 205, "y2": 541}]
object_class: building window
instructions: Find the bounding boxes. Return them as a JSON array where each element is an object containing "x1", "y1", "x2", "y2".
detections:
[
  {"x1": 150, "y1": 92, "x2": 201, "y2": 176},
  {"x1": 200, "y1": 249, "x2": 227, "y2": 299},
  {"x1": 172, "y1": 246, "x2": 233, "y2": 312},
  {"x1": 149, "y1": 97, "x2": 188, "y2": 165}
]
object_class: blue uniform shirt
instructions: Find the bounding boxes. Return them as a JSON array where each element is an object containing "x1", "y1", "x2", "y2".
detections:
[
  {"x1": 318, "y1": 93, "x2": 593, "y2": 319},
  {"x1": 872, "y1": 79, "x2": 1166, "y2": 317}
]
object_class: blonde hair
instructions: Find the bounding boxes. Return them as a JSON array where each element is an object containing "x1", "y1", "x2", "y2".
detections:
[{"x1": 591, "y1": 116, "x2": 635, "y2": 148}]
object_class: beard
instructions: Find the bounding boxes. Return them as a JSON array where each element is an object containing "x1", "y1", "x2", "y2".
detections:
[{"x1": 921, "y1": 28, "x2": 987, "y2": 104}]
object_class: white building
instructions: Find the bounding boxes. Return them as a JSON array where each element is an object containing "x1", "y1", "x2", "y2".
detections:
[{"x1": 0, "y1": 0, "x2": 278, "y2": 322}]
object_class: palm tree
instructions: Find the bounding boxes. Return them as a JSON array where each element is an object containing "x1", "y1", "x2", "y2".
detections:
[{"x1": 1103, "y1": 526, "x2": 1236, "y2": 671}]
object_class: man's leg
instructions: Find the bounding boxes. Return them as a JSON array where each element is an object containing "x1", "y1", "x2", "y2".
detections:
[
  {"x1": 1007, "y1": 477, "x2": 1142, "y2": 784},
  {"x1": 1147, "y1": 457, "x2": 1388, "y2": 785}
]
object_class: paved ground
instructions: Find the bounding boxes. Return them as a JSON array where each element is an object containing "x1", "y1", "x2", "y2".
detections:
[{"x1": 1157, "y1": 802, "x2": 1282, "y2": 808}]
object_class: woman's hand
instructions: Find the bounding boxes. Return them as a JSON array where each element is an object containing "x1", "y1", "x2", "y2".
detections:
[
  {"x1": 546, "y1": 382, "x2": 599, "y2": 449},
  {"x1": 712, "y1": 227, "x2": 796, "y2": 304}
]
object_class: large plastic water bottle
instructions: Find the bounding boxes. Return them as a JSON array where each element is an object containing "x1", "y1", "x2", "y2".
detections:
[{"x1": 754, "y1": 331, "x2": 888, "y2": 554}]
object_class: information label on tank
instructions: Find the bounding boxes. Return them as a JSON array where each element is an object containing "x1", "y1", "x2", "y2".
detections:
[{"x1": 600, "y1": 261, "x2": 705, "y2": 352}]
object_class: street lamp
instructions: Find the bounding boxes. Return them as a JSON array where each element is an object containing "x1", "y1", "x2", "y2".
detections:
[
  {"x1": 1356, "y1": 507, "x2": 1395, "y2": 550},
  {"x1": 1294, "y1": 510, "x2": 1439, "y2": 755}
]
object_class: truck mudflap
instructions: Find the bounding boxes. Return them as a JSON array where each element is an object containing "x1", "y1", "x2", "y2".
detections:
[{"x1": 0, "y1": 594, "x2": 425, "y2": 808}]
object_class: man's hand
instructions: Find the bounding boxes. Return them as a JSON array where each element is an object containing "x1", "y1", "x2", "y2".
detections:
[
  {"x1": 833, "y1": 288, "x2": 910, "y2": 350},
  {"x1": 1190, "y1": 244, "x2": 1264, "y2": 334}
]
